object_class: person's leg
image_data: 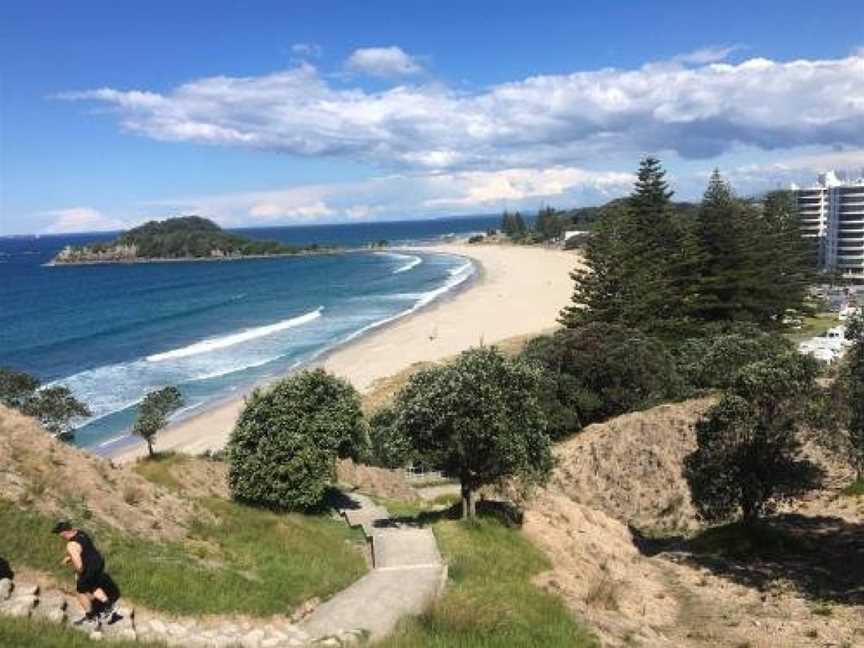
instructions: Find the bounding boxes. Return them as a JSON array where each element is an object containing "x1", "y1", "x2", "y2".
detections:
[
  {"x1": 92, "y1": 587, "x2": 108, "y2": 604},
  {"x1": 76, "y1": 592, "x2": 93, "y2": 615}
]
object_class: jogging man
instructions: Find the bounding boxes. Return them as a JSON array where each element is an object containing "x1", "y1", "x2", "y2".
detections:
[{"x1": 52, "y1": 520, "x2": 114, "y2": 626}]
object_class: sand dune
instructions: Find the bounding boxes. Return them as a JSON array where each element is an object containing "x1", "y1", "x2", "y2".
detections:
[{"x1": 111, "y1": 242, "x2": 583, "y2": 462}]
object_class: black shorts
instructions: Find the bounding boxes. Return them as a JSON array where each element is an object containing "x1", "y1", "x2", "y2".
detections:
[{"x1": 76, "y1": 563, "x2": 104, "y2": 594}]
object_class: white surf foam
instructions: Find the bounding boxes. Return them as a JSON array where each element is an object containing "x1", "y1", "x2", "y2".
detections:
[
  {"x1": 393, "y1": 255, "x2": 422, "y2": 274},
  {"x1": 338, "y1": 257, "x2": 475, "y2": 346},
  {"x1": 146, "y1": 307, "x2": 323, "y2": 362}
]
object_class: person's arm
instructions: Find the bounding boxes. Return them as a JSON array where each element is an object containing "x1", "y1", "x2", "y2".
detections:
[{"x1": 66, "y1": 542, "x2": 84, "y2": 574}]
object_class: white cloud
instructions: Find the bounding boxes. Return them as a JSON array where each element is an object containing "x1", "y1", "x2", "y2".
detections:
[
  {"x1": 672, "y1": 44, "x2": 744, "y2": 65},
  {"x1": 143, "y1": 166, "x2": 634, "y2": 227},
  {"x1": 249, "y1": 200, "x2": 333, "y2": 220},
  {"x1": 291, "y1": 42, "x2": 322, "y2": 58},
  {"x1": 41, "y1": 208, "x2": 127, "y2": 234},
  {"x1": 58, "y1": 51, "x2": 864, "y2": 172},
  {"x1": 344, "y1": 46, "x2": 423, "y2": 77}
]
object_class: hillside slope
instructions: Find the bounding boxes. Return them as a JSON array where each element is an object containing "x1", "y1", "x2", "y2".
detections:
[
  {"x1": 0, "y1": 405, "x2": 201, "y2": 540},
  {"x1": 525, "y1": 399, "x2": 864, "y2": 647}
]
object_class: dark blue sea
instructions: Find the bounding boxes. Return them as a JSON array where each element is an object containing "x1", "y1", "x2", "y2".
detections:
[{"x1": 0, "y1": 215, "x2": 498, "y2": 452}]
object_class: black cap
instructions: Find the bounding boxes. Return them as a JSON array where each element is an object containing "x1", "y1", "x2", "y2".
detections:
[{"x1": 51, "y1": 520, "x2": 72, "y2": 534}]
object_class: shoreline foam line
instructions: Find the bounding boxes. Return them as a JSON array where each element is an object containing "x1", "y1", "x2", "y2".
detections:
[{"x1": 146, "y1": 306, "x2": 323, "y2": 362}]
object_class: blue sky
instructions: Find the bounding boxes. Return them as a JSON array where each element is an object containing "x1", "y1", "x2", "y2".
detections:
[{"x1": 1, "y1": 1, "x2": 863, "y2": 235}]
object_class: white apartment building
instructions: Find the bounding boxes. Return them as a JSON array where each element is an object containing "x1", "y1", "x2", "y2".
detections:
[{"x1": 795, "y1": 171, "x2": 864, "y2": 278}]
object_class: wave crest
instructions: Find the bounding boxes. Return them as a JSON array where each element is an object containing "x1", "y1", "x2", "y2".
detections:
[{"x1": 146, "y1": 307, "x2": 323, "y2": 362}]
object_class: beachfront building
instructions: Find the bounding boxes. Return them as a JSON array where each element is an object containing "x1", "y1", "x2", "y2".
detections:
[{"x1": 795, "y1": 171, "x2": 864, "y2": 278}]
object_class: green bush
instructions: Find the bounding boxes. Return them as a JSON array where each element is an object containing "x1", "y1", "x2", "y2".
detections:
[
  {"x1": 227, "y1": 369, "x2": 367, "y2": 510},
  {"x1": 684, "y1": 353, "x2": 824, "y2": 524},
  {"x1": 366, "y1": 406, "x2": 414, "y2": 468},
  {"x1": 521, "y1": 323, "x2": 683, "y2": 438},
  {"x1": 676, "y1": 327, "x2": 792, "y2": 390},
  {"x1": 391, "y1": 347, "x2": 552, "y2": 518}
]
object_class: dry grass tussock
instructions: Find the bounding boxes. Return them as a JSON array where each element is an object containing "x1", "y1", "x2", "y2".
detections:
[
  {"x1": 526, "y1": 398, "x2": 864, "y2": 647},
  {"x1": 0, "y1": 405, "x2": 204, "y2": 540},
  {"x1": 548, "y1": 398, "x2": 716, "y2": 535}
]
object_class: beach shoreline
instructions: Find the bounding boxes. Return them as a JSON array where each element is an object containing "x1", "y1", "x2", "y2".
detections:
[{"x1": 108, "y1": 242, "x2": 582, "y2": 463}]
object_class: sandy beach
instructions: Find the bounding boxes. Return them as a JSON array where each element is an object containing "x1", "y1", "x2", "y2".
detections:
[{"x1": 111, "y1": 243, "x2": 583, "y2": 462}]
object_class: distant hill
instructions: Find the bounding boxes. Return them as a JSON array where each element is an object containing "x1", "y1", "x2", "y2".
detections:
[{"x1": 51, "y1": 216, "x2": 326, "y2": 264}]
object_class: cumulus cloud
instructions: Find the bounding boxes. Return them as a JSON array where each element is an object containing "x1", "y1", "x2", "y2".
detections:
[
  {"x1": 144, "y1": 165, "x2": 634, "y2": 227},
  {"x1": 58, "y1": 51, "x2": 864, "y2": 170},
  {"x1": 41, "y1": 207, "x2": 126, "y2": 234},
  {"x1": 344, "y1": 46, "x2": 423, "y2": 77}
]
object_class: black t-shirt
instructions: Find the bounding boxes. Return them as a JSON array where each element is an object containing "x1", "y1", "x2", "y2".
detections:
[{"x1": 72, "y1": 530, "x2": 104, "y2": 573}]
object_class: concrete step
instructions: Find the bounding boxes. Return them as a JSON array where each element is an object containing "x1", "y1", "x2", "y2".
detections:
[{"x1": 372, "y1": 528, "x2": 442, "y2": 569}]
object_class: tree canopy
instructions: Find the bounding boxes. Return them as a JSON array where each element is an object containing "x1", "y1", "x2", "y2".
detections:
[
  {"x1": 0, "y1": 367, "x2": 90, "y2": 440},
  {"x1": 684, "y1": 353, "x2": 824, "y2": 525},
  {"x1": 132, "y1": 386, "x2": 184, "y2": 457},
  {"x1": 226, "y1": 369, "x2": 366, "y2": 510},
  {"x1": 520, "y1": 323, "x2": 683, "y2": 439},
  {"x1": 560, "y1": 159, "x2": 812, "y2": 336},
  {"x1": 388, "y1": 347, "x2": 553, "y2": 518}
]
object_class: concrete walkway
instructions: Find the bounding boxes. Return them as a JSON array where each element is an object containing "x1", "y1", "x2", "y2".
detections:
[{"x1": 301, "y1": 493, "x2": 447, "y2": 642}]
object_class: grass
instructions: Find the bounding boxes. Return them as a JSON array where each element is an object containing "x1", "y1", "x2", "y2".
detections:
[
  {"x1": 131, "y1": 452, "x2": 187, "y2": 491},
  {"x1": 784, "y1": 312, "x2": 838, "y2": 342},
  {"x1": 0, "y1": 495, "x2": 366, "y2": 616},
  {"x1": 376, "y1": 517, "x2": 598, "y2": 648},
  {"x1": 841, "y1": 479, "x2": 864, "y2": 497},
  {"x1": 0, "y1": 616, "x2": 163, "y2": 647}
]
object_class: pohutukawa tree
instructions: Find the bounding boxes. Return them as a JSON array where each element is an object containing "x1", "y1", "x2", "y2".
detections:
[
  {"x1": 389, "y1": 347, "x2": 553, "y2": 519},
  {"x1": 226, "y1": 369, "x2": 367, "y2": 510},
  {"x1": 684, "y1": 353, "x2": 824, "y2": 526},
  {"x1": 839, "y1": 314, "x2": 864, "y2": 481},
  {"x1": 0, "y1": 367, "x2": 90, "y2": 440},
  {"x1": 133, "y1": 386, "x2": 184, "y2": 457}
]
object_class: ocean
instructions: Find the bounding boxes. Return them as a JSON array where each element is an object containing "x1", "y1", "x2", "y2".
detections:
[{"x1": 0, "y1": 215, "x2": 499, "y2": 453}]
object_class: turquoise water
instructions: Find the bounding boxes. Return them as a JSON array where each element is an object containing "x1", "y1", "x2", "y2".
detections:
[{"x1": 0, "y1": 216, "x2": 497, "y2": 451}]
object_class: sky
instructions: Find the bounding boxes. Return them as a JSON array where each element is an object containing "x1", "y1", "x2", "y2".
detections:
[{"x1": 1, "y1": 1, "x2": 863, "y2": 235}]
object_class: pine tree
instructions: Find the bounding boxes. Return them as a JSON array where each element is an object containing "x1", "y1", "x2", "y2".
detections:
[
  {"x1": 560, "y1": 157, "x2": 690, "y2": 333},
  {"x1": 755, "y1": 191, "x2": 812, "y2": 322},
  {"x1": 691, "y1": 169, "x2": 753, "y2": 322}
]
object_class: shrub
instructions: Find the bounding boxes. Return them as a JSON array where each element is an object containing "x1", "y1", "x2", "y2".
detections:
[
  {"x1": 390, "y1": 347, "x2": 552, "y2": 518},
  {"x1": 467, "y1": 235, "x2": 485, "y2": 244},
  {"x1": 0, "y1": 367, "x2": 91, "y2": 440},
  {"x1": 684, "y1": 353, "x2": 824, "y2": 525},
  {"x1": 520, "y1": 323, "x2": 682, "y2": 438},
  {"x1": 366, "y1": 406, "x2": 414, "y2": 468},
  {"x1": 676, "y1": 327, "x2": 792, "y2": 390},
  {"x1": 227, "y1": 369, "x2": 366, "y2": 510}
]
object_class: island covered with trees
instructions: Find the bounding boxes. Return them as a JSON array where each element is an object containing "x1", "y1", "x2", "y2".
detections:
[{"x1": 50, "y1": 215, "x2": 328, "y2": 264}]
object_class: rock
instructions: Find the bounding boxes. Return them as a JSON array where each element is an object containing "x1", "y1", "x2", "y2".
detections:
[
  {"x1": 0, "y1": 578, "x2": 12, "y2": 601},
  {"x1": 148, "y1": 618, "x2": 167, "y2": 634},
  {"x1": 116, "y1": 629, "x2": 137, "y2": 641},
  {"x1": 14, "y1": 582, "x2": 39, "y2": 597},
  {"x1": 38, "y1": 591, "x2": 68, "y2": 611},
  {"x1": 261, "y1": 639, "x2": 281, "y2": 648},
  {"x1": 88, "y1": 630, "x2": 104, "y2": 641},
  {"x1": 291, "y1": 597, "x2": 321, "y2": 622},
  {"x1": 241, "y1": 628, "x2": 265, "y2": 648},
  {"x1": 116, "y1": 605, "x2": 134, "y2": 620}
]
